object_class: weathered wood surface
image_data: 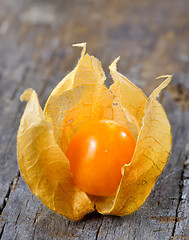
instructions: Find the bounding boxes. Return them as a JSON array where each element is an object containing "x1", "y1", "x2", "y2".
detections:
[{"x1": 0, "y1": 0, "x2": 189, "y2": 239}]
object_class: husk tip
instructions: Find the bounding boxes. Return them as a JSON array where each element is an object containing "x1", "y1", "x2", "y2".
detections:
[
  {"x1": 20, "y1": 88, "x2": 34, "y2": 102},
  {"x1": 109, "y1": 56, "x2": 120, "y2": 71},
  {"x1": 72, "y1": 42, "x2": 87, "y2": 57},
  {"x1": 156, "y1": 74, "x2": 173, "y2": 80},
  {"x1": 150, "y1": 74, "x2": 173, "y2": 99}
]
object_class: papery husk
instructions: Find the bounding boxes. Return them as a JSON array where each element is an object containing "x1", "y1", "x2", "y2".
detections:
[
  {"x1": 44, "y1": 44, "x2": 113, "y2": 152},
  {"x1": 44, "y1": 44, "x2": 138, "y2": 151},
  {"x1": 17, "y1": 43, "x2": 172, "y2": 220},
  {"x1": 17, "y1": 89, "x2": 94, "y2": 221},
  {"x1": 95, "y1": 75, "x2": 172, "y2": 215}
]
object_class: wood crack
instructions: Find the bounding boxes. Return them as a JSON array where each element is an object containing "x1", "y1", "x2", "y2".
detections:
[
  {"x1": 0, "y1": 171, "x2": 20, "y2": 216},
  {"x1": 171, "y1": 162, "x2": 185, "y2": 238},
  {"x1": 171, "y1": 112, "x2": 188, "y2": 239},
  {"x1": 32, "y1": 209, "x2": 40, "y2": 226},
  {"x1": 15, "y1": 210, "x2": 21, "y2": 226},
  {"x1": 32, "y1": 223, "x2": 37, "y2": 240},
  {"x1": 0, "y1": 223, "x2": 5, "y2": 239},
  {"x1": 95, "y1": 217, "x2": 104, "y2": 240}
]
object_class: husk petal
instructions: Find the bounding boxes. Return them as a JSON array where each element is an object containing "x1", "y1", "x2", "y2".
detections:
[
  {"x1": 95, "y1": 76, "x2": 172, "y2": 215},
  {"x1": 17, "y1": 89, "x2": 94, "y2": 221},
  {"x1": 44, "y1": 44, "x2": 114, "y2": 152},
  {"x1": 109, "y1": 57, "x2": 148, "y2": 134}
]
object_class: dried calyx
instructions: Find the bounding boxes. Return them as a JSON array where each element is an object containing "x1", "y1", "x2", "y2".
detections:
[{"x1": 17, "y1": 43, "x2": 172, "y2": 221}]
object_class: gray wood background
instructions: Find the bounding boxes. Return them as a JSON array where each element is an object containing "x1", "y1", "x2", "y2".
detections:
[{"x1": 0, "y1": 0, "x2": 189, "y2": 239}]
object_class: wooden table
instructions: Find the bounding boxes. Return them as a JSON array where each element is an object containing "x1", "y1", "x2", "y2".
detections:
[{"x1": 0, "y1": 0, "x2": 189, "y2": 239}]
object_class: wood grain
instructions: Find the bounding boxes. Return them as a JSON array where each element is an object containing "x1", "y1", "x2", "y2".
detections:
[{"x1": 0, "y1": 0, "x2": 188, "y2": 239}]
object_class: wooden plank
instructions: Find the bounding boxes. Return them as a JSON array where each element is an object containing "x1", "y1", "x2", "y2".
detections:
[
  {"x1": 172, "y1": 112, "x2": 189, "y2": 239},
  {"x1": 0, "y1": 0, "x2": 189, "y2": 239}
]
